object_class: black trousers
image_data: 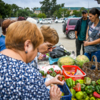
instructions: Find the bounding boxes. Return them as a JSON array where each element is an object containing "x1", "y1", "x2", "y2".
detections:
[{"x1": 76, "y1": 38, "x2": 84, "y2": 56}]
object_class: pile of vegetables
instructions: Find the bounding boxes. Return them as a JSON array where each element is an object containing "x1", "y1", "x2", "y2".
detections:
[
  {"x1": 65, "y1": 77, "x2": 100, "y2": 100},
  {"x1": 40, "y1": 68, "x2": 62, "y2": 77}
]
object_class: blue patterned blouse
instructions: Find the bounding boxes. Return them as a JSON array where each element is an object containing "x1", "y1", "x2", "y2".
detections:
[{"x1": 0, "y1": 53, "x2": 50, "y2": 100}]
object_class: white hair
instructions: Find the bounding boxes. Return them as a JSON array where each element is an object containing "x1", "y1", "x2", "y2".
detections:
[{"x1": 26, "y1": 17, "x2": 37, "y2": 25}]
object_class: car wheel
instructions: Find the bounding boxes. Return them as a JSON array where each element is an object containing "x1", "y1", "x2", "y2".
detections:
[{"x1": 67, "y1": 31, "x2": 75, "y2": 39}]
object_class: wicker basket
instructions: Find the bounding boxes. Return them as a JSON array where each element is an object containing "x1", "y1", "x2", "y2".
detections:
[{"x1": 82, "y1": 55, "x2": 100, "y2": 81}]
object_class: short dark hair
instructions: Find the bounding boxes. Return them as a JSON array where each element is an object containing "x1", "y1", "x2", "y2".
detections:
[{"x1": 89, "y1": 8, "x2": 100, "y2": 17}]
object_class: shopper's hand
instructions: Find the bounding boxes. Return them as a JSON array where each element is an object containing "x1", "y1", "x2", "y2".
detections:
[
  {"x1": 38, "y1": 54, "x2": 43, "y2": 60},
  {"x1": 76, "y1": 36, "x2": 78, "y2": 39},
  {"x1": 50, "y1": 85, "x2": 62, "y2": 100},
  {"x1": 83, "y1": 41, "x2": 89, "y2": 46},
  {"x1": 51, "y1": 75, "x2": 64, "y2": 85}
]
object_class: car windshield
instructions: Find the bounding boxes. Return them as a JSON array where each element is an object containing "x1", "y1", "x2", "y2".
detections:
[{"x1": 69, "y1": 19, "x2": 78, "y2": 25}]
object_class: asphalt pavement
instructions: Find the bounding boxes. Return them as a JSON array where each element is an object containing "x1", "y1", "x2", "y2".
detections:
[{"x1": 0, "y1": 23, "x2": 83, "y2": 55}]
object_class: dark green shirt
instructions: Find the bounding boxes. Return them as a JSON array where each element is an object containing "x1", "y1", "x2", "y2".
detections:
[{"x1": 78, "y1": 19, "x2": 87, "y2": 41}]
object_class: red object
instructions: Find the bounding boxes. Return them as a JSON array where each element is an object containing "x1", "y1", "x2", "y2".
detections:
[
  {"x1": 58, "y1": 76, "x2": 63, "y2": 81},
  {"x1": 62, "y1": 65, "x2": 86, "y2": 81},
  {"x1": 47, "y1": 70, "x2": 52, "y2": 74},
  {"x1": 73, "y1": 83, "x2": 81, "y2": 92},
  {"x1": 55, "y1": 70, "x2": 60, "y2": 74},
  {"x1": 93, "y1": 92, "x2": 100, "y2": 98}
]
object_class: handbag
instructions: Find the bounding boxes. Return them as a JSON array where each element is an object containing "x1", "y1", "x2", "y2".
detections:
[{"x1": 84, "y1": 45, "x2": 97, "y2": 53}]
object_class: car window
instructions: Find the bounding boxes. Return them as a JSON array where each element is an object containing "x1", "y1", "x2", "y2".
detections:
[{"x1": 69, "y1": 19, "x2": 78, "y2": 25}]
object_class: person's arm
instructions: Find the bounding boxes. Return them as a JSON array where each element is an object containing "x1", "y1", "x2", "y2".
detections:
[
  {"x1": 45, "y1": 75, "x2": 64, "y2": 86},
  {"x1": 84, "y1": 38, "x2": 100, "y2": 46},
  {"x1": 75, "y1": 20, "x2": 79, "y2": 39},
  {"x1": 75, "y1": 31, "x2": 78, "y2": 39},
  {"x1": 86, "y1": 26, "x2": 89, "y2": 40}
]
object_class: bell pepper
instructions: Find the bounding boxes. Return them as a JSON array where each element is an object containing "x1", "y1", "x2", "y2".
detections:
[
  {"x1": 75, "y1": 79, "x2": 84, "y2": 84},
  {"x1": 93, "y1": 92, "x2": 100, "y2": 98},
  {"x1": 96, "y1": 79, "x2": 100, "y2": 85},
  {"x1": 83, "y1": 91, "x2": 87, "y2": 99},
  {"x1": 90, "y1": 97, "x2": 96, "y2": 100},
  {"x1": 96, "y1": 98, "x2": 100, "y2": 100},
  {"x1": 84, "y1": 77, "x2": 91, "y2": 85},
  {"x1": 90, "y1": 85, "x2": 95, "y2": 92},
  {"x1": 96, "y1": 85, "x2": 100, "y2": 94},
  {"x1": 85, "y1": 86, "x2": 93, "y2": 94},
  {"x1": 71, "y1": 98, "x2": 76, "y2": 100},
  {"x1": 73, "y1": 83, "x2": 81, "y2": 92},
  {"x1": 81, "y1": 84, "x2": 86, "y2": 91},
  {"x1": 70, "y1": 89, "x2": 76, "y2": 98},
  {"x1": 85, "y1": 96, "x2": 89, "y2": 100},
  {"x1": 91, "y1": 81, "x2": 96, "y2": 86},
  {"x1": 75, "y1": 91, "x2": 84, "y2": 100},
  {"x1": 66, "y1": 78, "x2": 74, "y2": 88}
]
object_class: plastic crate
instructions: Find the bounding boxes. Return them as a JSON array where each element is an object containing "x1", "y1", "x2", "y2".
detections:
[
  {"x1": 62, "y1": 65, "x2": 86, "y2": 81},
  {"x1": 58, "y1": 83, "x2": 72, "y2": 100}
]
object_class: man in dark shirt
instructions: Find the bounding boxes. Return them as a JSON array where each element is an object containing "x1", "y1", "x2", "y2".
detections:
[{"x1": 75, "y1": 10, "x2": 90, "y2": 56}]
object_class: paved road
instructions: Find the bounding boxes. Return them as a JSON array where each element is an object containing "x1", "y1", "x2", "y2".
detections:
[{"x1": 0, "y1": 23, "x2": 82, "y2": 55}]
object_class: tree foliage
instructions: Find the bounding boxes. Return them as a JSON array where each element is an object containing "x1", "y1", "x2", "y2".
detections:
[
  {"x1": 37, "y1": 13, "x2": 46, "y2": 18},
  {"x1": 40, "y1": 0, "x2": 64, "y2": 17}
]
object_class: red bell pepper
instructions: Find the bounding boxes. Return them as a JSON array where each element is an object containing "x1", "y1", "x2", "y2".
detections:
[
  {"x1": 93, "y1": 92, "x2": 100, "y2": 98},
  {"x1": 73, "y1": 83, "x2": 81, "y2": 92}
]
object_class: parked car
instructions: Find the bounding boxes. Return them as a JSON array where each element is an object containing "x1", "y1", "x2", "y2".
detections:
[
  {"x1": 62, "y1": 18, "x2": 79, "y2": 39},
  {"x1": 39, "y1": 19, "x2": 52, "y2": 24},
  {"x1": 55, "y1": 18, "x2": 65, "y2": 23}
]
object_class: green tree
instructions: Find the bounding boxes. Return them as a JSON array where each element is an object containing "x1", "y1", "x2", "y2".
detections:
[
  {"x1": 18, "y1": 9, "x2": 29, "y2": 17},
  {"x1": 11, "y1": 4, "x2": 19, "y2": 17},
  {"x1": 37, "y1": 13, "x2": 46, "y2": 18},
  {"x1": 40, "y1": 0, "x2": 51, "y2": 17},
  {"x1": 0, "y1": 0, "x2": 11, "y2": 18}
]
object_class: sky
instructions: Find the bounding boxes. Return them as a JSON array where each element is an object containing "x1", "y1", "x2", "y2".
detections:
[{"x1": 2, "y1": 0, "x2": 100, "y2": 9}]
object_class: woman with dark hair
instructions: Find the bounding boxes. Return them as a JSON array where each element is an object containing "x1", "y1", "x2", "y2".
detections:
[{"x1": 84, "y1": 8, "x2": 100, "y2": 62}]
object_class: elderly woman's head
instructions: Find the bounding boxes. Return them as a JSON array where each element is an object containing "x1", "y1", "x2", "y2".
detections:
[
  {"x1": 38, "y1": 25, "x2": 59, "y2": 54},
  {"x1": 5, "y1": 21, "x2": 43, "y2": 63}
]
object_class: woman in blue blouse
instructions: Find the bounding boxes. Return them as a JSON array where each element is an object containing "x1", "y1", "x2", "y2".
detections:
[
  {"x1": 0, "y1": 21, "x2": 63, "y2": 100},
  {"x1": 84, "y1": 8, "x2": 100, "y2": 62}
]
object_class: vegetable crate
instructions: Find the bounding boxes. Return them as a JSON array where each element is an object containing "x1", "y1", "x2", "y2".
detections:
[
  {"x1": 58, "y1": 83, "x2": 72, "y2": 100},
  {"x1": 62, "y1": 65, "x2": 86, "y2": 81}
]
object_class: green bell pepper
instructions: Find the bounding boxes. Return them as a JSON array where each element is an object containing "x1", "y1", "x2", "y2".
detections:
[
  {"x1": 84, "y1": 77, "x2": 91, "y2": 85},
  {"x1": 66, "y1": 78, "x2": 74, "y2": 88},
  {"x1": 85, "y1": 86, "x2": 93, "y2": 94},
  {"x1": 76, "y1": 79, "x2": 84, "y2": 84},
  {"x1": 91, "y1": 81, "x2": 96, "y2": 86},
  {"x1": 90, "y1": 97, "x2": 95, "y2": 100},
  {"x1": 90, "y1": 85, "x2": 95, "y2": 92},
  {"x1": 95, "y1": 85, "x2": 100, "y2": 94},
  {"x1": 81, "y1": 84, "x2": 86, "y2": 91},
  {"x1": 70, "y1": 89, "x2": 76, "y2": 98},
  {"x1": 75, "y1": 91, "x2": 84, "y2": 100},
  {"x1": 71, "y1": 98, "x2": 76, "y2": 100},
  {"x1": 83, "y1": 91, "x2": 87, "y2": 99},
  {"x1": 96, "y1": 79, "x2": 100, "y2": 85},
  {"x1": 85, "y1": 96, "x2": 89, "y2": 100}
]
